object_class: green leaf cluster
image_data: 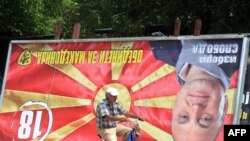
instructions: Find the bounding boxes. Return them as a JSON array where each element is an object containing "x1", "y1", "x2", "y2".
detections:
[{"x1": 1, "y1": 0, "x2": 250, "y2": 38}]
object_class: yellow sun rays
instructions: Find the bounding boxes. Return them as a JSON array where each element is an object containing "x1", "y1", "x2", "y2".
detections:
[
  {"x1": 134, "y1": 95, "x2": 176, "y2": 108},
  {"x1": 139, "y1": 121, "x2": 174, "y2": 140},
  {"x1": 226, "y1": 88, "x2": 237, "y2": 114},
  {"x1": 131, "y1": 64, "x2": 175, "y2": 92},
  {"x1": 1, "y1": 89, "x2": 91, "y2": 113},
  {"x1": 44, "y1": 113, "x2": 95, "y2": 141},
  {"x1": 110, "y1": 42, "x2": 176, "y2": 140},
  {"x1": 111, "y1": 41, "x2": 133, "y2": 80},
  {"x1": 17, "y1": 43, "x2": 177, "y2": 140},
  {"x1": 19, "y1": 44, "x2": 98, "y2": 92},
  {"x1": 6, "y1": 43, "x2": 98, "y2": 140}
]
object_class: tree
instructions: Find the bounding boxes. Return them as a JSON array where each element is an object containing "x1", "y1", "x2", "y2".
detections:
[
  {"x1": 0, "y1": 0, "x2": 76, "y2": 37},
  {"x1": 1, "y1": 0, "x2": 250, "y2": 38}
]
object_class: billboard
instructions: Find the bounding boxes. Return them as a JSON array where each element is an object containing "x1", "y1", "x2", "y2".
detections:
[{"x1": 0, "y1": 35, "x2": 249, "y2": 141}]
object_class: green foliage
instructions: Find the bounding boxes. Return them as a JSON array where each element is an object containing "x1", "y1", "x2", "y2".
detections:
[
  {"x1": 0, "y1": 0, "x2": 76, "y2": 37},
  {"x1": 1, "y1": 0, "x2": 250, "y2": 38},
  {"x1": 0, "y1": 0, "x2": 35, "y2": 36}
]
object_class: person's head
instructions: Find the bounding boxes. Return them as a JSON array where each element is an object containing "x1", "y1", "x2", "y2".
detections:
[
  {"x1": 171, "y1": 65, "x2": 228, "y2": 141},
  {"x1": 105, "y1": 87, "x2": 119, "y2": 104}
]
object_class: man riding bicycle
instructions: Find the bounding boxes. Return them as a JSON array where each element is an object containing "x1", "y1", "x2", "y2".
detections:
[{"x1": 96, "y1": 87, "x2": 144, "y2": 141}]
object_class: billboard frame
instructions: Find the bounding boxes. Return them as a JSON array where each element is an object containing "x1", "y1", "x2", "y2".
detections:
[{"x1": 0, "y1": 33, "x2": 249, "y2": 126}]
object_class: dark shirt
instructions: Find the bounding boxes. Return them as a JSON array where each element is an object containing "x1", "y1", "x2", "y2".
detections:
[{"x1": 96, "y1": 99, "x2": 126, "y2": 129}]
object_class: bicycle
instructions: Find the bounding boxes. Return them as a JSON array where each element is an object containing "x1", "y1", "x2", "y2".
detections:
[{"x1": 98, "y1": 118, "x2": 142, "y2": 141}]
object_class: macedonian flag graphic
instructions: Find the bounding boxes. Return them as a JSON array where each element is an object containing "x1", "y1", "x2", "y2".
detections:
[{"x1": 0, "y1": 39, "x2": 240, "y2": 141}]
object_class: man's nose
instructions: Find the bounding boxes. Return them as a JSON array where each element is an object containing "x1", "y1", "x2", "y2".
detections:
[
  {"x1": 186, "y1": 96, "x2": 208, "y2": 108},
  {"x1": 190, "y1": 103, "x2": 206, "y2": 111}
]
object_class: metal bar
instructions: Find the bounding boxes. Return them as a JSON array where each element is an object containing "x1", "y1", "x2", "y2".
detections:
[
  {"x1": 233, "y1": 35, "x2": 250, "y2": 124},
  {"x1": 0, "y1": 42, "x2": 13, "y2": 108},
  {"x1": 10, "y1": 34, "x2": 249, "y2": 44}
]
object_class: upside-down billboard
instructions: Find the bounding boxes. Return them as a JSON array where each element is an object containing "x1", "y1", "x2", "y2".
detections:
[{"x1": 0, "y1": 36, "x2": 247, "y2": 141}]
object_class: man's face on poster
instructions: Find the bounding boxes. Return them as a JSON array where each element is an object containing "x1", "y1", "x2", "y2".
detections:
[{"x1": 171, "y1": 78, "x2": 228, "y2": 141}]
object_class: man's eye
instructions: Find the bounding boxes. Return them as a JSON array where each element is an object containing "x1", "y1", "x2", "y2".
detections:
[
  {"x1": 199, "y1": 114, "x2": 213, "y2": 128},
  {"x1": 179, "y1": 114, "x2": 188, "y2": 119},
  {"x1": 201, "y1": 117, "x2": 211, "y2": 121},
  {"x1": 177, "y1": 113, "x2": 189, "y2": 123}
]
